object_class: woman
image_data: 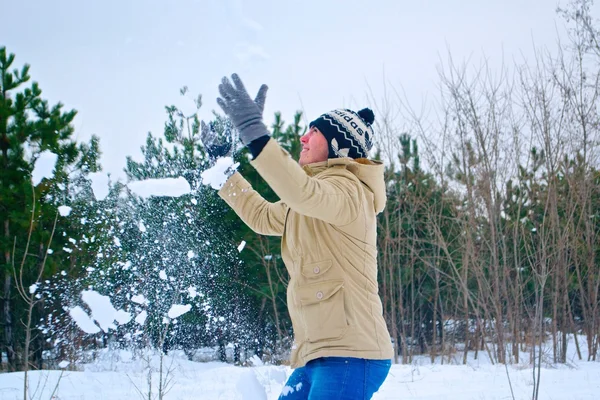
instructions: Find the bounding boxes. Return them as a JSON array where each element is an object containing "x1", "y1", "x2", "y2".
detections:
[{"x1": 205, "y1": 74, "x2": 393, "y2": 399}]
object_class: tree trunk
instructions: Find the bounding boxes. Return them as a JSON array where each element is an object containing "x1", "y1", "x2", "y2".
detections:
[
  {"x1": 431, "y1": 268, "x2": 439, "y2": 363},
  {"x1": 3, "y1": 218, "x2": 14, "y2": 371}
]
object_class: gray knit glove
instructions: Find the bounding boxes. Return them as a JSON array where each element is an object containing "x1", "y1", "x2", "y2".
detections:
[
  {"x1": 216, "y1": 73, "x2": 269, "y2": 145},
  {"x1": 200, "y1": 120, "x2": 233, "y2": 162}
]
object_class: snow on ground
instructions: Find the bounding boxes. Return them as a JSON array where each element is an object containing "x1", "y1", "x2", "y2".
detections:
[{"x1": 1, "y1": 337, "x2": 599, "y2": 399}]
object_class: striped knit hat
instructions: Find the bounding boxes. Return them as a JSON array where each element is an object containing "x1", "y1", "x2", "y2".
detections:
[{"x1": 309, "y1": 108, "x2": 375, "y2": 159}]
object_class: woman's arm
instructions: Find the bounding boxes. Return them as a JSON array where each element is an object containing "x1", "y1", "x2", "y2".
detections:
[
  {"x1": 218, "y1": 171, "x2": 288, "y2": 236},
  {"x1": 250, "y1": 139, "x2": 362, "y2": 226}
]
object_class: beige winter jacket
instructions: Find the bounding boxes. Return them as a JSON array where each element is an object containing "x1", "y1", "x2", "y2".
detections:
[{"x1": 218, "y1": 138, "x2": 394, "y2": 369}]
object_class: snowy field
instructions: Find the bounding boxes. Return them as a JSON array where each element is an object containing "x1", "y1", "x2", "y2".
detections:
[
  {"x1": 9, "y1": 165, "x2": 600, "y2": 400},
  {"x1": 1, "y1": 339, "x2": 599, "y2": 400}
]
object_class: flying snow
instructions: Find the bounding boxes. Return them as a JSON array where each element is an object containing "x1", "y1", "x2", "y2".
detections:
[
  {"x1": 238, "y1": 240, "x2": 246, "y2": 252},
  {"x1": 200, "y1": 157, "x2": 239, "y2": 189},
  {"x1": 131, "y1": 294, "x2": 147, "y2": 305},
  {"x1": 69, "y1": 290, "x2": 132, "y2": 334},
  {"x1": 135, "y1": 310, "x2": 148, "y2": 325},
  {"x1": 127, "y1": 177, "x2": 192, "y2": 199},
  {"x1": 31, "y1": 151, "x2": 57, "y2": 186},
  {"x1": 88, "y1": 172, "x2": 110, "y2": 201},
  {"x1": 69, "y1": 306, "x2": 101, "y2": 334},
  {"x1": 58, "y1": 206, "x2": 72, "y2": 216},
  {"x1": 167, "y1": 304, "x2": 192, "y2": 319}
]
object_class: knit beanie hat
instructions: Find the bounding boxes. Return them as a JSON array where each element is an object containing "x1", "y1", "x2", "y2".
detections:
[{"x1": 309, "y1": 108, "x2": 375, "y2": 159}]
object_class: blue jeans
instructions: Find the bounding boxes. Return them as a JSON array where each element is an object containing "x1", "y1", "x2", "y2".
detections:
[{"x1": 278, "y1": 357, "x2": 391, "y2": 400}]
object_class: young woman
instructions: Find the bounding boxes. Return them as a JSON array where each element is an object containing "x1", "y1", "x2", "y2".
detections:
[{"x1": 204, "y1": 74, "x2": 393, "y2": 399}]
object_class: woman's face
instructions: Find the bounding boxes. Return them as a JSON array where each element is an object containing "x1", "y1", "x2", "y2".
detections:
[{"x1": 299, "y1": 127, "x2": 329, "y2": 166}]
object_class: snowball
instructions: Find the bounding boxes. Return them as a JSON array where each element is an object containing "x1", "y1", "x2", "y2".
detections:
[
  {"x1": 187, "y1": 250, "x2": 195, "y2": 259},
  {"x1": 88, "y1": 172, "x2": 110, "y2": 201},
  {"x1": 135, "y1": 310, "x2": 147, "y2": 325},
  {"x1": 281, "y1": 386, "x2": 295, "y2": 396},
  {"x1": 131, "y1": 294, "x2": 147, "y2": 305},
  {"x1": 128, "y1": 177, "x2": 192, "y2": 198},
  {"x1": 31, "y1": 151, "x2": 57, "y2": 186},
  {"x1": 200, "y1": 157, "x2": 239, "y2": 190},
  {"x1": 237, "y1": 240, "x2": 246, "y2": 252},
  {"x1": 58, "y1": 206, "x2": 72, "y2": 216},
  {"x1": 114, "y1": 310, "x2": 132, "y2": 325},
  {"x1": 69, "y1": 306, "x2": 101, "y2": 334},
  {"x1": 79, "y1": 290, "x2": 131, "y2": 332},
  {"x1": 167, "y1": 304, "x2": 191, "y2": 319}
]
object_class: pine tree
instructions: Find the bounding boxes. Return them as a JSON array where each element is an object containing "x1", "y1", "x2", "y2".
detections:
[
  {"x1": 49, "y1": 89, "x2": 264, "y2": 365},
  {"x1": 0, "y1": 46, "x2": 99, "y2": 371}
]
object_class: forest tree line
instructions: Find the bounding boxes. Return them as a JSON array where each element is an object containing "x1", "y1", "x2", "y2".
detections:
[{"x1": 1, "y1": 0, "x2": 599, "y2": 372}]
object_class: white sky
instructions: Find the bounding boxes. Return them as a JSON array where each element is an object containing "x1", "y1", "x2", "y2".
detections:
[{"x1": 2, "y1": 0, "x2": 590, "y2": 180}]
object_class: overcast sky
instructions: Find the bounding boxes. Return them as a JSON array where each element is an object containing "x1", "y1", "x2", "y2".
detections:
[{"x1": 1, "y1": 0, "x2": 590, "y2": 180}]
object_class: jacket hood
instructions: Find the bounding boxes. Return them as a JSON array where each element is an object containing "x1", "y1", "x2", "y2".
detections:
[{"x1": 302, "y1": 157, "x2": 387, "y2": 214}]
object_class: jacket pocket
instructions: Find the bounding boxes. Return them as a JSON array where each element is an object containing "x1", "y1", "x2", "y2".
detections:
[
  {"x1": 297, "y1": 280, "x2": 348, "y2": 342},
  {"x1": 300, "y1": 260, "x2": 333, "y2": 279}
]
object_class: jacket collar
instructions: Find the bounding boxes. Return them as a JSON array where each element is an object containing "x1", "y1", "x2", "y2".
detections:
[
  {"x1": 301, "y1": 157, "x2": 387, "y2": 214},
  {"x1": 301, "y1": 157, "x2": 381, "y2": 176}
]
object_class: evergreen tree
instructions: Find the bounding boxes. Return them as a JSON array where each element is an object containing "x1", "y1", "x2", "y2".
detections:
[
  {"x1": 49, "y1": 90, "x2": 264, "y2": 364},
  {"x1": 0, "y1": 46, "x2": 100, "y2": 371}
]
